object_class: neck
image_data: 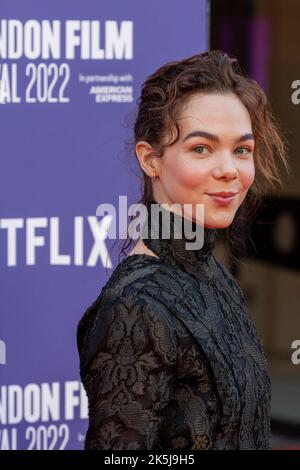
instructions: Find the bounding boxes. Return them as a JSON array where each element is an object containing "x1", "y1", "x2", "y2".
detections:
[{"x1": 140, "y1": 200, "x2": 217, "y2": 272}]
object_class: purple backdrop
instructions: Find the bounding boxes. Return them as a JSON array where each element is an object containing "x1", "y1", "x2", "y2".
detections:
[{"x1": 0, "y1": 0, "x2": 208, "y2": 449}]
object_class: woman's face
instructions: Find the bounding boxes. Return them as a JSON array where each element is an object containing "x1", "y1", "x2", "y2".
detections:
[{"x1": 148, "y1": 92, "x2": 256, "y2": 229}]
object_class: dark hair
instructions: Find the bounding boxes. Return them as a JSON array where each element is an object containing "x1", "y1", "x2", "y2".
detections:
[{"x1": 107, "y1": 49, "x2": 290, "y2": 273}]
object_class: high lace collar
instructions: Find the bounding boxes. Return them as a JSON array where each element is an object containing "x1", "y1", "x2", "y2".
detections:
[{"x1": 140, "y1": 200, "x2": 218, "y2": 274}]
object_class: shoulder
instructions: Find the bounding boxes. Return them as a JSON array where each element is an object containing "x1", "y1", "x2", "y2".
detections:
[
  {"x1": 77, "y1": 257, "x2": 178, "y2": 370},
  {"x1": 98, "y1": 254, "x2": 185, "y2": 310},
  {"x1": 102, "y1": 254, "x2": 163, "y2": 300}
]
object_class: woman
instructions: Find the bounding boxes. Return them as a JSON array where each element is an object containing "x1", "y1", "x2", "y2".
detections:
[{"x1": 77, "y1": 50, "x2": 289, "y2": 450}]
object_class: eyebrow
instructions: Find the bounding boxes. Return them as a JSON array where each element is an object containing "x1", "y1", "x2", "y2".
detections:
[{"x1": 182, "y1": 130, "x2": 255, "y2": 144}]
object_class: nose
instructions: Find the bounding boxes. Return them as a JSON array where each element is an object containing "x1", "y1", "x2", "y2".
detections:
[{"x1": 212, "y1": 152, "x2": 238, "y2": 180}]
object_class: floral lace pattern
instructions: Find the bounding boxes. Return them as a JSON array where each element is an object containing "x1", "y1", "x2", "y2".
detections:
[{"x1": 77, "y1": 201, "x2": 271, "y2": 450}]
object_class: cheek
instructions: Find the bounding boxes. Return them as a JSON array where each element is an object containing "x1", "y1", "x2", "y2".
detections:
[
  {"x1": 239, "y1": 161, "x2": 255, "y2": 190},
  {"x1": 163, "y1": 156, "x2": 209, "y2": 188}
]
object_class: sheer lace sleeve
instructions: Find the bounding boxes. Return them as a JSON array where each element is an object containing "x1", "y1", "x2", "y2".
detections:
[{"x1": 79, "y1": 293, "x2": 178, "y2": 450}]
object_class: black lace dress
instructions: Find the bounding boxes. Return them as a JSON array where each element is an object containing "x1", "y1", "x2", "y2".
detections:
[{"x1": 77, "y1": 200, "x2": 272, "y2": 450}]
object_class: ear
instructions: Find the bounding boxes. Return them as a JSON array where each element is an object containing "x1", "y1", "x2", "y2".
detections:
[{"x1": 135, "y1": 141, "x2": 160, "y2": 178}]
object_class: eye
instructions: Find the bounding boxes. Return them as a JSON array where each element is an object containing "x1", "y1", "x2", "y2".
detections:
[
  {"x1": 234, "y1": 146, "x2": 252, "y2": 156},
  {"x1": 192, "y1": 145, "x2": 210, "y2": 155}
]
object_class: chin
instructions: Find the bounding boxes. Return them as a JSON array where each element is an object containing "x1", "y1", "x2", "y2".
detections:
[{"x1": 205, "y1": 214, "x2": 236, "y2": 229}]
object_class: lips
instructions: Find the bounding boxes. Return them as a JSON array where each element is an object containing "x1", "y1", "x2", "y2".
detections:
[
  {"x1": 208, "y1": 192, "x2": 238, "y2": 197},
  {"x1": 207, "y1": 192, "x2": 237, "y2": 206}
]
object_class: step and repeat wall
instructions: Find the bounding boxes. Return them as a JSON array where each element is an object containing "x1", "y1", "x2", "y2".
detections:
[{"x1": 0, "y1": 0, "x2": 208, "y2": 450}]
